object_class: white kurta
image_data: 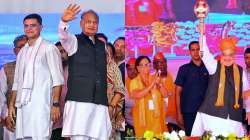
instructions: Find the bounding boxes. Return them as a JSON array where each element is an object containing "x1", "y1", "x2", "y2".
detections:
[
  {"x1": 12, "y1": 37, "x2": 64, "y2": 139},
  {"x1": 0, "y1": 68, "x2": 16, "y2": 140},
  {"x1": 59, "y1": 21, "x2": 111, "y2": 139},
  {"x1": 0, "y1": 67, "x2": 7, "y2": 118},
  {"x1": 53, "y1": 66, "x2": 68, "y2": 130},
  {"x1": 62, "y1": 101, "x2": 111, "y2": 140},
  {"x1": 191, "y1": 37, "x2": 250, "y2": 137}
]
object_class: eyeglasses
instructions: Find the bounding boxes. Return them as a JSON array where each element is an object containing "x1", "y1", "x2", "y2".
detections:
[
  {"x1": 138, "y1": 63, "x2": 151, "y2": 68},
  {"x1": 85, "y1": 20, "x2": 98, "y2": 25}
]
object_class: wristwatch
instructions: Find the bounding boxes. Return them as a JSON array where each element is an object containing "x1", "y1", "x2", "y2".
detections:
[{"x1": 52, "y1": 102, "x2": 60, "y2": 107}]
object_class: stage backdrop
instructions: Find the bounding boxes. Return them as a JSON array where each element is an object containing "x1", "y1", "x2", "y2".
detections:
[
  {"x1": 0, "y1": 0, "x2": 125, "y2": 67},
  {"x1": 125, "y1": 0, "x2": 250, "y2": 77}
]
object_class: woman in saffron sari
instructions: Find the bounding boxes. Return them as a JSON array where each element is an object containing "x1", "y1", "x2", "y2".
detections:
[{"x1": 129, "y1": 56, "x2": 167, "y2": 137}]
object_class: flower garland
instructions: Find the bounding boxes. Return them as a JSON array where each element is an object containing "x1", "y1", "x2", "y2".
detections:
[{"x1": 124, "y1": 130, "x2": 250, "y2": 140}]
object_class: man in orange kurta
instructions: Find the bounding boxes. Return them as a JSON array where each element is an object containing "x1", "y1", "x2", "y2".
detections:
[{"x1": 152, "y1": 52, "x2": 177, "y2": 125}]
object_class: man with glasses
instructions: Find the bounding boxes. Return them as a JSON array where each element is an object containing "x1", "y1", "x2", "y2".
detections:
[
  {"x1": 175, "y1": 41, "x2": 209, "y2": 136},
  {"x1": 59, "y1": 4, "x2": 111, "y2": 140},
  {"x1": 191, "y1": 29, "x2": 250, "y2": 136},
  {"x1": 7, "y1": 13, "x2": 64, "y2": 140},
  {"x1": 0, "y1": 35, "x2": 27, "y2": 140}
]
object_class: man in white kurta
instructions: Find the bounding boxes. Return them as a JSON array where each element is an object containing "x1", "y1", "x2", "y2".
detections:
[
  {"x1": 191, "y1": 36, "x2": 250, "y2": 137},
  {"x1": 7, "y1": 14, "x2": 64, "y2": 140}
]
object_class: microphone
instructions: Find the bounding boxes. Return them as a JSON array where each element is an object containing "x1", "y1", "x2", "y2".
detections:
[{"x1": 158, "y1": 69, "x2": 161, "y2": 77}]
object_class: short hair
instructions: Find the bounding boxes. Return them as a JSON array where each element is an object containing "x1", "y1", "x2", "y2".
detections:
[
  {"x1": 96, "y1": 33, "x2": 108, "y2": 42},
  {"x1": 81, "y1": 10, "x2": 99, "y2": 23},
  {"x1": 13, "y1": 35, "x2": 27, "y2": 47},
  {"x1": 125, "y1": 63, "x2": 130, "y2": 68},
  {"x1": 188, "y1": 41, "x2": 199, "y2": 50},
  {"x1": 135, "y1": 55, "x2": 151, "y2": 71},
  {"x1": 23, "y1": 13, "x2": 42, "y2": 25},
  {"x1": 245, "y1": 48, "x2": 250, "y2": 55},
  {"x1": 55, "y1": 41, "x2": 62, "y2": 47},
  {"x1": 106, "y1": 42, "x2": 116, "y2": 57},
  {"x1": 113, "y1": 37, "x2": 125, "y2": 46}
]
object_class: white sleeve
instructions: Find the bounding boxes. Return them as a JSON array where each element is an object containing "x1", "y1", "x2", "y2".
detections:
[
  {"x1": 12, "y1": 51, "x2": 21, "y2": 91},
  {"x1": 200, "y1": 36, "x2": 217, "y2": 75},
  {"x1": 0, "y1": 68, "x2": 7, "y2": 96},
  {"x1": 242, "y1": 70, "x2": 250, "y2": 112},
  {"x1": 58, "y1": 20, "x2": 78, "y2": 56},
  {"x1": 243, "y1": 70, "x2": 249, "y2": 92},
  {"x1": 0, "y1": 68, "x2": 7, "y2": 118},
  {"x1": 46, "y1": 45, "x2": 64, "y2": 87}
]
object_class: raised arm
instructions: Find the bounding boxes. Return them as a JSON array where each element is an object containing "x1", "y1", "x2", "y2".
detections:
[
  {"x1": 59, "y1": 4, "x2": 81, "y2": 56},
  {"x1": 198, "y1": 22, "x2": 217, "y2": 75},
  {"x1": 200, "y1": 36, "x2": 217, "y2": 75}
]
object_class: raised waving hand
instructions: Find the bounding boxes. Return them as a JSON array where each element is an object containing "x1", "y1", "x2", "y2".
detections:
[{"x1": 61, "y1": 4, "x2": 81, "y2": 22}]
